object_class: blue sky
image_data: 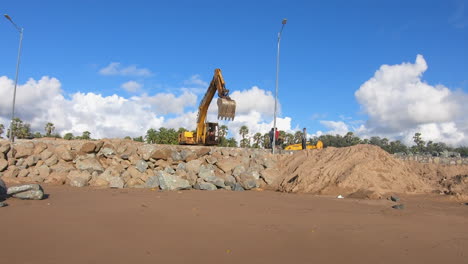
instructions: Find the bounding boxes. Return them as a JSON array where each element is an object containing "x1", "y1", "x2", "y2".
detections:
[{"x1": 1, "y1": 0, "x2": 467, "y2": 145}]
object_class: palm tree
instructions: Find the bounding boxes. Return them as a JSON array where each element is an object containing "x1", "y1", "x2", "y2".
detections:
[
  {"x1": 218, "y1": 125, "x2": 228, "y2": 139},
  {"x1": 145, "y1": 128, "x2": 157, "y2": 144},
  {"x1": 239, "y1": 125, "x2": 249, "y2": 148},
  {"x1": 294, "y1": 131, "x2": 303, "y2": 144},
  {"x1": 253, "y1": 132, "x2": 262, "y2": 148},
  {"x1": 45, "y1": 122, "x2": 55, "y2": 136}
]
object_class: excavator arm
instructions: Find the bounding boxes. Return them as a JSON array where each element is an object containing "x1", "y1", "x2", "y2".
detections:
[{"x1": 196, "y1": 69, "x2": 236, "y2": 143}]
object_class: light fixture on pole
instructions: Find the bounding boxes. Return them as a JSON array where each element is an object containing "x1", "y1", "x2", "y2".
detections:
[
  {"x1": 4, "y1": 14, "x2": 24, "y2": 143},
  {"x1": 272, "y1": 18, "x2": 287, "y2": 154}
]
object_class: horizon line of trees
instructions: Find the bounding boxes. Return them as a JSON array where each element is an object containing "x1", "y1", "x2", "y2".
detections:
[{"x1": 1, "y1": 118, "x2": 467, "y2": 157}]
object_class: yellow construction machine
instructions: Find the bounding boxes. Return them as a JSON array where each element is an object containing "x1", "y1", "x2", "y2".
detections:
[
  {"x1": 284, "y1": 140, "x2": 324, "y2": 150},
  {"x1": 178, "y1": 69, "x2": 236, "y2": 145}
]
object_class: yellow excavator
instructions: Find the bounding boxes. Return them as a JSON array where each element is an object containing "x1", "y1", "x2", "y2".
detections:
[
  {"x1": 178, "y1": 69, "x2": 236, "y2": 145},
  {"x1": 284, "y1": 140, "x2": 324, "y2": 150}
]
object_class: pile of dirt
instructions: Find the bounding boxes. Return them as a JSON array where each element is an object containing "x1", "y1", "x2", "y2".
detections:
[{"x1": 277, "y1": 145, "x2": 433, "y2": 198}]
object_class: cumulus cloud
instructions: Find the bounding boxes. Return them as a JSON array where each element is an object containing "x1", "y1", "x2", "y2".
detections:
[
  {"x1": 0, "y1": 76, "x2": 295, "y2": 141},
  {"x1": 183, "y1": 74, "x2": 208, "y2": 87},
  {"x1": 354, "y1": 55, "x2": 468, "y2": 146},
  {"x1": 121, "y1": 81, "x2": 142, "y2": 92},
  {"x1": 0, "y1": 76, "x2": 197, "y2": 138},
  {"x1": 99, "y1": 62, "x2": 152, "y2": 77}
]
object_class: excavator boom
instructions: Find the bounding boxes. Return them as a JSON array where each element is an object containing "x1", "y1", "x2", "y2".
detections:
[{"x1": 179, "y1": 68, "x2": 236, "y2": 145}]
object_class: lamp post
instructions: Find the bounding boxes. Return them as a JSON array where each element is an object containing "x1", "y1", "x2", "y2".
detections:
[
  {"x1": 4, "y1": 14, "x2": 24, "y2": 143},
  {"x1": 272, "y1": 18, "x2": 287, "y2": 154}
]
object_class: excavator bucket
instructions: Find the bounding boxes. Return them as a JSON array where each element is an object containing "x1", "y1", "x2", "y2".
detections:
[{"x1": 217, "y1": 98, "x2": 236, "y2": 120}]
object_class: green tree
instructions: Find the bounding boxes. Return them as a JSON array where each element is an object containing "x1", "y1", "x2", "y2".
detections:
[
  {"x1": 44, "y1": 122, "x2": 55, "y2": 136},
  {"x1": 81, "y1": 131, "x2": 91, "y2": 140},
  {"x1": 33, "y1": 132, "x2": 42, "y2": 138},
  {"x1": 145, "y1": 128, "x2": 157, "y2": 144},
  {"x1": 412, "y1": 132, "x2": 425, "y2": 153},
  {"x1": 0, "y1": 123, "x2": 4, "y2": 137},
  {"x1": 133, "y1": 136, "x2": 144, "y2": 142},
  {"x1": 252, "y1": 132, "x2": 262, "y2": 148},
  {"x1": 226, "y1": 137, "x2": 238, "y2": 147},
  {"x1": 124, "y1": 136, "x2": 132, "y2": 140},
  {"x1": 294, "y1": 131, "x2": 303, "y2": 144},
  {"x1": 262, "y1": 133, "x2": 270, "y2": 149},
  {"x1": 285, "y1": 133, "x2": 295, "y2": 146},
  {"x1": 239, "y1": 125, "x2": 249, "y2": 148},
  {"x1": 64, "y1": 133, "x2": 74, "y2": 140},
  {"x1": 7, "y1": 118, "x2": 32, "y2": 139}
]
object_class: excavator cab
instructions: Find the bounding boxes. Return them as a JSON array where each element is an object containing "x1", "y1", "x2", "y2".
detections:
[{"x1": 204, "y1": 122, "x2": 219, "y2": 145}]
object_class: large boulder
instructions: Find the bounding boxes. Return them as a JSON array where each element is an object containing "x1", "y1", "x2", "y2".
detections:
[
  {"x1": 0, "y1": 159, "x2": 8, "y2": 172},
  {"x1": 33, "y1": 142, "x2": 47, "y2": 155},
  {"x1": 238, "y1": 171, "x2": 259, "y2": 190},
  {"x1": 25, "y1": 155, "x2": 39, "y2": 167},
  {"x1": 157, "y1": 171, "x2": 191, "y2": 191},
  {"x1": 109, "y1": 177, "x2": 124, "y2": 189},
  {"x1": 40, "y1": 150, "x2": 54, "y2": 161},
  {"x1": 135, "y1": 160, "x2": 148, "y2": 173},
  {"x1": 151, "y1": 147, "x2": 172, "y2": 160},
  {"x1": 80, "y1": 142, "x2": 96, "y2": 153},
  {"x1": 216, "y1": 158, "x2": 241, "y2": 173},
  {"x1": 260, "y1": 168, "x2": 280, "y2": 185},
  {"x1": 186, "y1": 159, "x2": 202, "y2": 174},
  {"x1": 14, "y1": 142, "x2": 35, "y2": 158},
  {"x1": 145, "y1": 175, "x2": 160, "y2": 188},
  {"x1": 55, "y1": 145, "x2": 74, "y2": 161},
  {"x1": 136, "y1": 145, "x2": 157, "y2": 160},
  {"x1": 7, "y1": 184, "x2": 44, "y2": 200},
  {"x1": 67, "y1": 170, "x2": 92, "y2": 187},
  {"x1": 0, "y1": 144, "x2": 11, "y2": 155},
  {"x1": 194, "y1": 180, "x2": 217, "y2": 191},
  {"x1": 76, "y1": 157, "x2": 104, "y2": 173},
  {"x1": 44, "y1": 155, "x2": 59, "y2": 167}
]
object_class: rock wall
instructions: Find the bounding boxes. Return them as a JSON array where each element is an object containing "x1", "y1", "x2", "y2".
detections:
[
  {"x1": 0, "y1": 139, "x2": 281, "y2": 191},
  {"x1": 393, "y1": 154, "x2": 468, "y2": 165}
]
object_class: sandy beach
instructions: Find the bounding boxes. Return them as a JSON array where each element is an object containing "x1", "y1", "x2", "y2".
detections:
[{"x1": 2, "y1": 186, "x2": 467, "y2": 264}]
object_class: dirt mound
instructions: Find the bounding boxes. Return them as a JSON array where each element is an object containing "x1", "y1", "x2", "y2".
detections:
[{"x1": 277, "y1": 145, "x2": 432, "y2": 197}]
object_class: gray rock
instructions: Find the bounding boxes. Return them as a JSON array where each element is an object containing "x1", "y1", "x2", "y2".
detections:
[
  {"x1": 164, "y1": 167, "x2": 176, "y2": 174},
  {"x1": 392, "y1": 204, "x2": 405, "y2": 210},
  {"x1": 171, "y1": 150, "x2": 183, "y2": 161},
  {"x1": 157, "y1": 171, "x2": 191, "y2": 191},
  {"x1": 120, "y1": 154, "x2": 129, "y2": 160},
  {"x1": 0, "y1": 178, "x2": 7, "y2": 199},
  {"x1": 205, "y1": 156, "x2": 217, "y2": 165},
  {"x1": 45, "y1": 155, "x2": 59, "y2": 166},
  {"x1": 109, "y1": 177, "x2": 125, "y2": 189},
  {"x1": 136, "y1": 160, "x2": 148, "y2": 173},
  {"x1": 199, "y1": 165, "x2": 216, "y2": 181},
  {"x1": 70, "y1": 177, "x2": 88, "y2": 187},
  {"x1": 100, "y1": 147, "x2": 115, "y2": 157},
  {"x1": 25, "y1": 155, "x2": 39, "y2": 167},
  {"x1": 76, "y1": 157, "x2": 104, "y2": 173},
  {"x1": 390, "y1": 196, "x2": 400, "y2": 202},
  {"x1": 194, "y1": 181, "x2": 217, "y2": 191},
  {"x1": 40, "y1": 150, "x2": 54, "y2": 161},
  {"x1": 260, "y1": 168, "x2": 280, "y2": 185},
  {"x1": 145, "y1": 176, "x2": 160, "y2": 188},
  {"x1": 0, "y1": 202, "x2": 8, "y2": 207},
  {"x1": 224, "y1": 175, "x2": 237, "y2": 188},
  {"x1": 7, "y1": 184, "x2": 42, "y2": 195},
  {"x1": 232, "y1": 165, "x2": 246, "y2": 178},
  {"x1": 233, "y1": 183, "x2": 245, "y2": 191},
  {"x1": 12, "y1": 190, "x2": 44, "y2": 200},
  {"x1": 176, "y1": 162, "x2": 187, "y2": 171},
  {"x1": 8, "y1": 184, "x2": 45, "y2": 200}
]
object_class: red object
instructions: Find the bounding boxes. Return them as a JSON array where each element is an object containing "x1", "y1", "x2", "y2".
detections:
[{"x1": 275, "y1": 130, "x2": 279, "y2": 140}]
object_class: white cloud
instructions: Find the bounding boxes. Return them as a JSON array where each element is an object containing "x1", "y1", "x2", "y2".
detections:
[
  {"x1": 0, "y1": 76, "x2": 294, "y2": 142},
  {"x1": 99, "y1": 62, "x2": 152, "y2": 77},
  {"x1": 121, "y1": 81, "x2": 142, "y2": 92},
  {"x1": 318, "y1": 121, "x2": 350, "y2": 136},
  {"x1": 0, "y1": 76, "x2": 197, "y2": 138},
  {"x1": 183, "y1": 74, "x2": 208, "y2": 87},
  {"x1": 354, "y1": 55, "x2": 468, "y2": 146}
]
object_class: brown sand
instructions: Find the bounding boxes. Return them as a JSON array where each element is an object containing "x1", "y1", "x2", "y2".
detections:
[
  {"x1": 1, "y1": 185, "x2": 468, "y2": 264},
  {"x1": 277, "y1": 145, "x2": 468, "y2": 198}
]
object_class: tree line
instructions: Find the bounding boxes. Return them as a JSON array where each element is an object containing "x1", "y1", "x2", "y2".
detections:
[{"x1": 1, "y1": 118, "x2": 466, "y2": 157}]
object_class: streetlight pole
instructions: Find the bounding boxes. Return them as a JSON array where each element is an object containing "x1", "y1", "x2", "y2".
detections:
[
  {"x1": 4, "y1": 14, "x2": 24, "y2": 143},
  {"x1": 272, "y1": 18, "x2": 287, "y2": 154}
]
